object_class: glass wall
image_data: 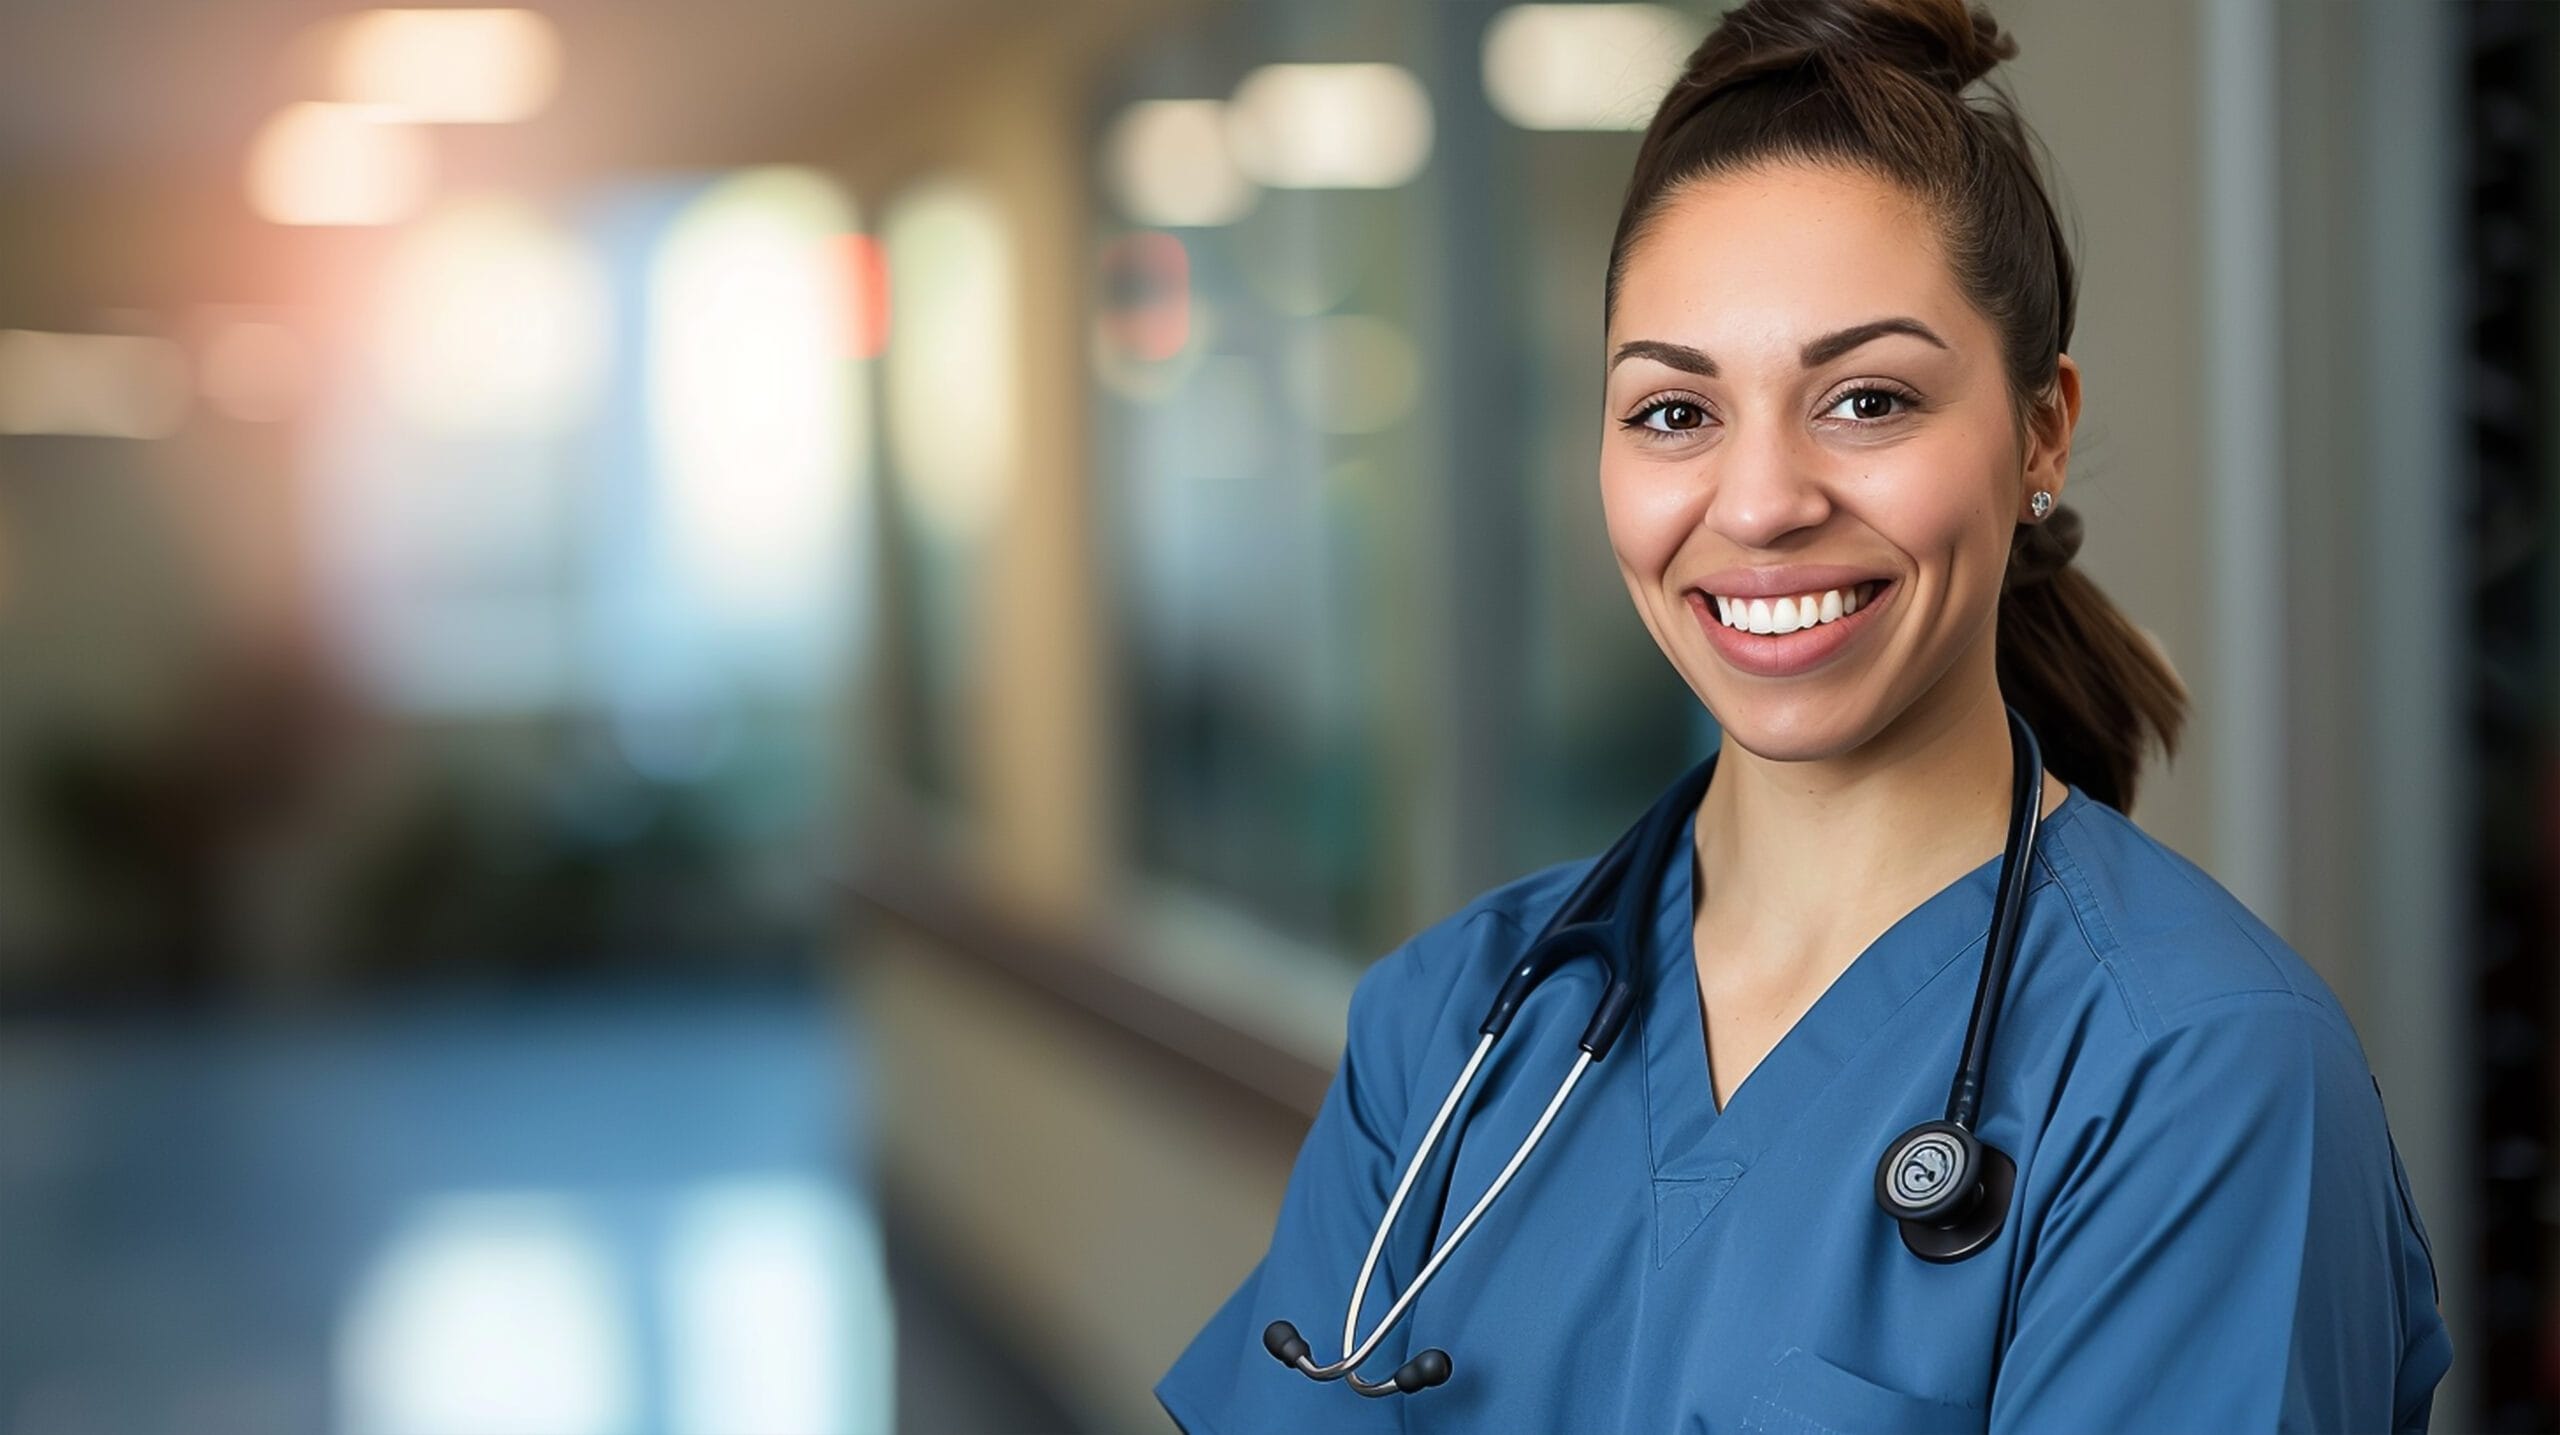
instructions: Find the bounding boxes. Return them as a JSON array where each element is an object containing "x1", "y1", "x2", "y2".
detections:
[{"x1": 1084, "y1": 1, "x2": 1712, "y2": 959}]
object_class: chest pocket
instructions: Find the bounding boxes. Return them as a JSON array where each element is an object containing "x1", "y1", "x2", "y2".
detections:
[{"x1": 1741, "y1": 1347, "x2": 1984, "y2": 1435}]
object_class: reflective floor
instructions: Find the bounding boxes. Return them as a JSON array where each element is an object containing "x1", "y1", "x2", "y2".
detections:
[{"x1": 0, "y1": 982, "x2": 898, "y2": 1435}]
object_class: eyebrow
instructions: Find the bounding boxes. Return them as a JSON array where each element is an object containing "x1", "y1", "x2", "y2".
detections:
[{"x1": 1607, "y1": 317, "x2": 1951, "y2": 377}]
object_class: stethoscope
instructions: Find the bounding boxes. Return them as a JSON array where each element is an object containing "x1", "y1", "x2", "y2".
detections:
[{"x1": 1263, "y1": 703, "x2": 2050, "y2": 1397}]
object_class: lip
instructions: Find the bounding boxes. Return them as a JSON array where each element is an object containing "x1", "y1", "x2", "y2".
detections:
[{"x1": 1689, "y1": 578, "x2": 1898, "y2": 678}]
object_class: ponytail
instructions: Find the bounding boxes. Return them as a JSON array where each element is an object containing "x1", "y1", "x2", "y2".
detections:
[{"x1": 1994, "y1": 502, "x2": 2188, "y2": 810}]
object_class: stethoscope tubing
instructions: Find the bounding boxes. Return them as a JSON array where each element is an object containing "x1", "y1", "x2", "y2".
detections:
[
  {"x1": 1271, "y1": 705, "x2": 2048, "y2": 1394},
  {"x1": 1286, "y1": 760, "x2": 1710, "y2": 1386},
  {"x1": 1944, "y1": 715, "x2": 2045, "y2": 1129},
  {"x1": 1288, "y1": 1034, "x2": 1597, "y2": 1392}
]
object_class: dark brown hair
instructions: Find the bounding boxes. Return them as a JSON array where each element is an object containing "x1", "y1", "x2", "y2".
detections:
[{"x1": 1604, "y1": 0, "x2": 2186, "y2": 812}]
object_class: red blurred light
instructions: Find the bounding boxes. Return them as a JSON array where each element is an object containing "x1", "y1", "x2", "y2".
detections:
[
  {"x1": 841, "y1": 234, "x2": 889, "y2": 360},
  {"x1": 1098, "y1": 231, "x2": 1190, "y2": 365}
]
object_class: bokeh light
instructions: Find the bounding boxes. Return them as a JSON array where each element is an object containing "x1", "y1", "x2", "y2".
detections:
[
  {"x1": 649, "y1": 166, "x2": 864, "y2": 631},
  {"x1": 328, "y1": 8, "x2": 563, "y2": 124},
  {"x1": 374, "y1": 199, "x2": 610, "y2": 435},
  {"x1": 1482, "y1": 4, "x2": 1699, "y2": 132},
  {"x1": 1103, "y1": 99, "x2": 1257, "y2": 227},
  {"x1": 336, "y1": 1195, "x2": 635, "y2": 1435},
  {"x1": 841, "y1": 233, "x2": 891, "y2": 361},
  {"x1": 245, "y1": 102, "x2": 434, "y2": 226},
  {"x1": 1097, "y1": 231, "x2": 1192, "y2": 366},
  {"x1": 1225, "y1": 64, "x2": 1433, "y2": 190},
  {"x1": 883, "y1": 178, "x2": 1016, "y2": 546},
  {"x1": 663, "y1": 1178, "x2": 892, "y2": 1435}
]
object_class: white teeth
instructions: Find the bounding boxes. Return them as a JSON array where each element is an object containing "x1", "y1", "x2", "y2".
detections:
[{"x1": 1716, "y1": 582, "x2": 1876, "y2": 636}]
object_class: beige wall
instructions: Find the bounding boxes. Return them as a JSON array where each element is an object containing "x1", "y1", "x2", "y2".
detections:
[
  {"x1": 2003, "y1": 2, "x2": 2217, "y2": 863},
  {"x1": 855, "y1": 929, "x2": 1302, "y2": 1431}
]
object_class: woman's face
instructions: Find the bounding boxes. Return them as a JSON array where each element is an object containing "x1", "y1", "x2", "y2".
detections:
[{"x1": 1600, "y1": 161, "x2": 2073, "y2": 761}]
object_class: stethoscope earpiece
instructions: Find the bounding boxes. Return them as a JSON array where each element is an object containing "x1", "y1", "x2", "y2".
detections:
[
  {"x1": 1265, "y1": 1319, "x2": 1454, "y2": 1394},
  {"x1": 1392, "y1": 1348, "x2": 1455, "y2": 1392},
  {"x1": 1263, "y1": 1321, "x2": 1310, "y2": 1367}
]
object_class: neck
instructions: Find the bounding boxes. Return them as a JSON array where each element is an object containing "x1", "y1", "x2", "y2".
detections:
[{"x1": 1690, "y1": 674, "x2": 2035, "y2": 969}]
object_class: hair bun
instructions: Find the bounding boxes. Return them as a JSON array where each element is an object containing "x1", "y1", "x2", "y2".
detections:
[{"x1": 1719, "y1": 0, "x2": 2019, "y2": 97}]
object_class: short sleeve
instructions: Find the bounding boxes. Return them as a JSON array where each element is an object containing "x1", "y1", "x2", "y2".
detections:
[
  {"x1": 1154, "y1": 930, "x2": 1450, "y2": 1435},
  {"x1": 1990, "y1": 995, "x2": 2451, "y2": 1434}
]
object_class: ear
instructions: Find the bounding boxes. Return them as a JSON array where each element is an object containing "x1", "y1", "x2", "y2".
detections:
[{"x1": 2021, "y1": 354, "x2": 2081, "y2": 518}]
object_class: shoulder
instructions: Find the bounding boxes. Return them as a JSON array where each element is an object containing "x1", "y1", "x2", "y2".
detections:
[
  {"x1": 2010, "y1": 794, "x2": 2406, "y2": 1194},
  {"x1": 2032, "y1": 793, "x2": 2367, "y2": 1061},
  {"x1": 2018, "y1": 803, "x2": 2440, "y2": 1279}
]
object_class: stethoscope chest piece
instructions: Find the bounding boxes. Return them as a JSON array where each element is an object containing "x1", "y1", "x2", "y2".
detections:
[{"x1": 1874, "y1": 1117, "x2": 2017, "y2": 1263}]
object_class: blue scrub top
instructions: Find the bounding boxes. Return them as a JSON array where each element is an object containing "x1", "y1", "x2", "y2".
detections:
[{"x1": 1156, "y1": 779, "x2": 2453, "y2": 1433}]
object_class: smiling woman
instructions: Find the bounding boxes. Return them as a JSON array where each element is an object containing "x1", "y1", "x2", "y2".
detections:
[
  {"x1": 1597, "y1": 126, "x2": 2173, "y2": 814},
  {"x1": 1154, "y1": 1, "x2": 2452, "y2": 1432},
  {"x1": 1600, "y1": 164, "x2": 2077, "y2": 756}
]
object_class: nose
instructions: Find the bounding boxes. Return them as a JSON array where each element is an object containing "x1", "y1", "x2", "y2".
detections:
[{"x1": 1701, "y1": 409, "x2": 1833, "y2": 550}]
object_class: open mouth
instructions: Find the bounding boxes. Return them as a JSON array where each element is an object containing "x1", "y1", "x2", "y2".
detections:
[
  {"x1": 1688, "y1": 576, "x2": 1898, "y2": 678},
  {"x1": 1704, "y1": 578, "x2": 1890, "y2": 636}
]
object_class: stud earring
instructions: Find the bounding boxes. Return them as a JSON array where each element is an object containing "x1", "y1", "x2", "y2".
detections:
[{"x1": 2028, "y1": 490, "x2": 2054, "y2": 520}]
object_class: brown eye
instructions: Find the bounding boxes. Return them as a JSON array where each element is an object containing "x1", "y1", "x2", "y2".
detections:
[
  {"x1": 1630, "y1": 398, "x2": 1706, "y2": 435},
  {"x1": 1824, "y1": 385, "x2": 1917, "y2": 423}
]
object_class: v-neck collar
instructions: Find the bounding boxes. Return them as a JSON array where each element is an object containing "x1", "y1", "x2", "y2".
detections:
[{"x1": 1634, "y1": 764, "x2": 2087, "y2": 1198}]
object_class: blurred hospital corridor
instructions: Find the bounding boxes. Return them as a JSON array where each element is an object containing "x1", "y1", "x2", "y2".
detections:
[{"x1": 0, "y1": 0, "x2": 2550, "y2": 1431}]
